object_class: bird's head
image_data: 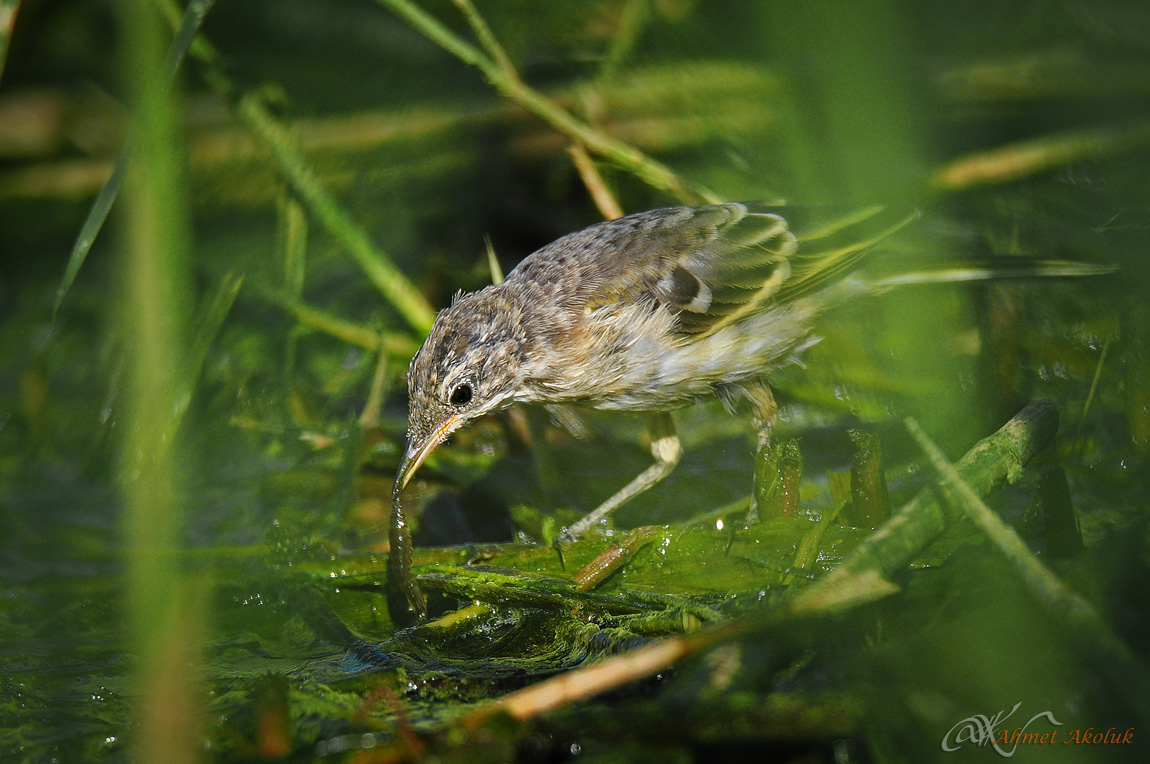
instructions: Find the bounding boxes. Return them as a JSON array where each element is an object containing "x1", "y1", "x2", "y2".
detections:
[{"x1": 394, "y1": 287, "x2": 526, "y2": 498}]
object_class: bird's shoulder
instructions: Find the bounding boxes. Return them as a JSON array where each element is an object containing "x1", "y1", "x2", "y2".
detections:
[
  {"x1": 507, "y1": 203, "x2": 794, "y2": 333},
  {"x1": 505, "y1": 202, "x2": 916, "y2": 339}
]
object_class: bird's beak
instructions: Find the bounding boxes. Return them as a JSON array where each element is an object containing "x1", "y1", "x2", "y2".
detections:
[{"x1": 393, "y1": 415, "x2": 460, "y2": 500}]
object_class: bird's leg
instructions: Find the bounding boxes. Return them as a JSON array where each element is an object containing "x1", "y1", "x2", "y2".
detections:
[
  {"x1": 560, "y1": 412, "x2": 681, "y2": 542},
  {"x1": 745, "y1": 383, "x2": 778, "y2": 525}
]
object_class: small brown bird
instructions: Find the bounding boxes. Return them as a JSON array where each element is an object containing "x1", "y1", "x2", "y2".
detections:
[
  {"x1": 388, "y1": 202, "x2": 922, "y2": 619},
  {"x1": 393, "y1": 203, "x2": 920, "y2": 511},
  {"x1": 387, "y1": 201, "x2": 1111, "y2": 620}
]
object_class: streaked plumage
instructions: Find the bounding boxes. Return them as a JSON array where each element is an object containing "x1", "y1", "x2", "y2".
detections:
[
  {"x1": 400, "y1": 202, "x2": 917, "y2": 457},
  {"x1": 388, "y1": 201, "x2": 1113, "y2": 620}
]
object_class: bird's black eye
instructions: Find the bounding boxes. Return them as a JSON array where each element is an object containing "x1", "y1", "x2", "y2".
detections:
[{"x1": 449, "y1": 382, "x2": 473, "y2": 406}]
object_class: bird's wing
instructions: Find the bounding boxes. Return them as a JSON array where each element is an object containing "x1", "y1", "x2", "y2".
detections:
[
  {"x1": 644, "y1": 203, "x2": 798, "y2": 338},
  {"x1": 580, "y1": 202, "x2": 917, "y2": 340},
  {"x1": 771, "y1": 205, "x2": 920, "y2": 304}
]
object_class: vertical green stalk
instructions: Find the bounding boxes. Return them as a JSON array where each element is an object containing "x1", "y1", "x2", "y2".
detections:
[
  {"x1": 752, "y1": 437, "x2": 802, "y2": 521},
  {"x1": 119, "y1": 1, "x2": 202, "y2": 761},
  {"x1": 847, "y1": 429, "x2": 890, "y2": 529}
]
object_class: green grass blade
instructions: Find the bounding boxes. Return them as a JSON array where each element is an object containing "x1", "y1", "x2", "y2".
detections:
[
  {"x1": 232, "y1": 94, "x2": 436, "y2": 334},
  {"x1": 174, "y1": 270, "x2": 245, "y2": 424},
  {"x1": 53, "y1": 0, "x2": 217, "y2": 319}
]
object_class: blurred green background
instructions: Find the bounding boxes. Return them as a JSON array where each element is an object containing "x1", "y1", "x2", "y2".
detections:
[{"x1": 1, "y1": 1, "x2": 1148, "y2": 762}]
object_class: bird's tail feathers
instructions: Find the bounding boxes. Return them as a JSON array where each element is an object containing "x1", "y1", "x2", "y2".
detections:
[{"x1": 777, "y1": 205, "x2": 921, "y2": 303}]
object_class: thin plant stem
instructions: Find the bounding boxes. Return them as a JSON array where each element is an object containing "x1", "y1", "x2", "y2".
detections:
[
  {"x1": 359, "y1": 341, "x2": 390, "y2": 428},
  {"x1": 568, "y1": 143, "x2": 624, "y2": 219},
  {"x1": 258, "y1": 286, "x2": 419, "y2": 356},
  {"x1": 374, "y1": 0, "x2": 717, "y2": 203},
  {"x1": 455, "y1": 1, "x2": 626, "y2": 223},
  {"x1": 176, "y1": 271, "x2": 244, "y2": 424},
  {"x1": 1076, "y1": 335, "x2": 1110, "y2": 439},
  {"x1": 600, "y1": 0, "x2": 648, "y2": 80},
  {"x1": 451, "y1": 0, "x2": 520, "y2": 85},
  {"x1": 149, "y1": 0, "x2": 436, "y2": 334},
  {"x1": 905, "y1": 415, "x2": 1150, "y2": 720},
  {"x1": 798, "y1": 399, "x2": 1058, "y2": 598},
  {"x1": 904, "y1": 417, "x2": 1135, "y2": 665},
  {"x1": 454, "y1": 0, "x2": 624, "y2": 222},
  {"x1": 56, "y1": 0, "x2": 217, "y2": 318},
  {"x1": 232, "y1": 93, "x2": 435, "y2": 333},
  {"x1": 485, "y1": 236, "x2": 504, "y2": 285}
]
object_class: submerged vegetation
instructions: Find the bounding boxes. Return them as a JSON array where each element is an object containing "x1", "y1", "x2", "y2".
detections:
[{"x1": 1, "y1": 1, "x2": 1149, "y2": 762}]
